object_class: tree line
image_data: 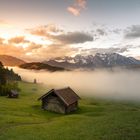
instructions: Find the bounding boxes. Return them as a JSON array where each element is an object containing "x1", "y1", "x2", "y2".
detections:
[{"x1": 0, "y1": 62, "x2": 21, "y2": 96}]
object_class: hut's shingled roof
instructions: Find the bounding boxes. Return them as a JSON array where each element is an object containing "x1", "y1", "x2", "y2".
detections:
[{"x1": 38, "y1": 87, "x2": 80, "y2": 106}]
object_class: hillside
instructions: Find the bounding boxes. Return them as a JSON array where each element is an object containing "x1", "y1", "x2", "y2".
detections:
[
  {"x1": 19, "y1": 62, "x2": 65, "y2": 72},
  {"x1": 0, "y1": 82, "x2": 139, "y2": 140},
  {"x1": 0, "y1": 55, "x2": 25, "y2": 66}
]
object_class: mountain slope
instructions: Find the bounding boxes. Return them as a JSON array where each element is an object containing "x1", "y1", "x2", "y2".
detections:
[
  {"x1": 0, "y1": 55, "x2": 25, "y2": 66},
  {"x1": 19, "y1": 62, "x2": 65, "y2": 72},
  {"x1": 44, "y1": 53, "x2": 140, "y2": 69}
]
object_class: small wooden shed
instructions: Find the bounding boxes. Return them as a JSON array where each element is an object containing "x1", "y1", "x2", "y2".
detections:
[
  {"x1": 8, "y1": 90, "x2": 19, "y2": 98},
  {"x1": 38, "y1": 87, "x2": 80, "y2": 114}
]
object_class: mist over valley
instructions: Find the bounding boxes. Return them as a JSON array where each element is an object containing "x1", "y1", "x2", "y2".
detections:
[{"x1": 11, "y1": 67, "x2": 140, "y2": 101}]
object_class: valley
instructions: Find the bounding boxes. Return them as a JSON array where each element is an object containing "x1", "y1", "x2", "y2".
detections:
[{"x1": 0, "y1": 82, "x2": 140, "y2": 140}]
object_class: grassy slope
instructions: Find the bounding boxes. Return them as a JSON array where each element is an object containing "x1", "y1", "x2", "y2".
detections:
[{"x1": 0, "y1": 82, "x2": 140, "y2": 140}]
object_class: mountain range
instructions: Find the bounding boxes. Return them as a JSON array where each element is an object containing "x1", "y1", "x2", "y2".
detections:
[
  {"x1": 1, "y1": 53, "x2": 140, "y2": 71},
  {"x1": 44, "y1": 53, "x2": 140, "y2": 70}
]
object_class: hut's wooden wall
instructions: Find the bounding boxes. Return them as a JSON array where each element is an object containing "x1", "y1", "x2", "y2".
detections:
[
  {"x1": 42, "y1": 95, "x2": 66, "y2": 114},
  {"x1": 66, "y1": 101, "x2": 78, "y2": 113}
]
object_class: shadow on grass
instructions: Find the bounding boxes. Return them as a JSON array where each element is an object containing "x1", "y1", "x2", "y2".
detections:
[{"x1": 32, "y1": 105, "x2": 63, "y2": 119}]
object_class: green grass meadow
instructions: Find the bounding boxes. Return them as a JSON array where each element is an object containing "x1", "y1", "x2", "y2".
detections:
[{"x1": 0, "y1": 82, "x2": 140, "y2": 140}]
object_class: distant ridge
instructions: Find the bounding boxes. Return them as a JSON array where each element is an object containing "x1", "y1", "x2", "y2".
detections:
[
  {"x1": 43, "y1": 53, "x2": 140, "y2": 70},
  {"x1": 19, "y1": 62, "x2": 65, "y2": 72},
  {"x1": 0, "y1": 55, "x2": 25, "y2": 66}
]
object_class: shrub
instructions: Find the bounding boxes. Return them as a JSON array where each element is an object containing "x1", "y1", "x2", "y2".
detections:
[{"x1": 0, "y1": 82, "x2": 20, "y2": 96}]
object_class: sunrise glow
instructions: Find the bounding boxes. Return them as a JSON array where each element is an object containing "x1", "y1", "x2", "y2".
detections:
[{"x1": 0, "y1": 0, "x2": 140, "y2": 61}]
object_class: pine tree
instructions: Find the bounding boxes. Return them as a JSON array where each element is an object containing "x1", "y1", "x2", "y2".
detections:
[{"x1": 0, "y1": 62, "x2": 6, "y2": 85}]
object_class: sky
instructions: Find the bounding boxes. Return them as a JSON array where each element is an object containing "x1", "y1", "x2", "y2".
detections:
[{"x1": 0, "y1": 0, "x2": 140, "y2": 61}]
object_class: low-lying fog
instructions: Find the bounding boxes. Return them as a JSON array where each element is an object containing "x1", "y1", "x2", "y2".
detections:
[{"x1": 12, "y1": 67, "x2": 140, "y2": 101}]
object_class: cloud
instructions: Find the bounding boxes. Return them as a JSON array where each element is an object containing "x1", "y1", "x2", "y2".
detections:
[
  {"x1": 112, "y1": 29, "x2": 122, "y2": 34},
  {"x1": 0, "y1": 31, "x2": 138, "y2": 62},
  {"x1": 79, "y1": 47, "x2": 129, "y2": 56},
  {"x1": 124, "y1": 25, "x2": 140, "y2": 39},
  {"x1": 25, "y1": 42, "x2": 42, "y2": 51},
  {"x1": 0, "y1": 35, "x2": 79, "y2": 61},
  {"x1": 27, "y1": 24, "x2": 63, "y2": 37},
  {"x1": 0, "y1": 42, "x2": 25, "y2": 58},
  {"x1": 67, "y1": 0, "x2": 87, "y2": 16},
  {"x1": 96, "y1": 29, "x2": 107, "y2": 36},
  {"x1": 8, "y1": 36, "x2": 29, "y2": 44},
  {"x1": 28, "y1": 25, "x2": 93, "y2": 44},
  {"x1": 0, "y1": 23, "x2": 93, "y2": 61},
  {"x1": 52, "y1": 31, "x2": 93, "y2": 44},
  {"x1": 38, "y1": 44, "x2": 78, "y2": 60},
  {"x1": 22, "y1": 43, "x2": 78, "y2": 61},
  {"x1": 67, "y1": 6, "x2": 81, "y2": 16},
  {"x1": 90, "y1": 27, "x2": 109, "y2": 41},
  {"x1": 79, "y1": 44, "x2": 140, "y2": 59}
]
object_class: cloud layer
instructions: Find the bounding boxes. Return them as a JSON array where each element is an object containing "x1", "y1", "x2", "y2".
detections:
[
  {"x1": 0, "y1": 23, "x2": 140, "y2": 61},
  {"x1": 0, "y1": 24, "x2": 93, "y2": 61}
]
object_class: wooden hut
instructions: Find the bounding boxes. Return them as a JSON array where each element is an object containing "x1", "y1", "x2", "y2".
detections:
[
  {"x1": 38, "y1": 87, "x2": 80, "y2": 114},
  {"x1": 8, "y1": 90, "x2": 19, "y2": 98}
]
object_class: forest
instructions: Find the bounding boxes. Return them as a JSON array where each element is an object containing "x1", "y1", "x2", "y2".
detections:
[{"x1": 0, "y1": 61, "x2": 21, "y2": 96}]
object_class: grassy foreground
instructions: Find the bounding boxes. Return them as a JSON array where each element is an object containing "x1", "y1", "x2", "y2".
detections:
[{"x1": 0, "y1": 82, "x2": 140, "y2": 140}]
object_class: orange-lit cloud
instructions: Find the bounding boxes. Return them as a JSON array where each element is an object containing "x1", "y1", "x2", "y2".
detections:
[
  {"x1": 0, "y1": 36, "x2": 79, "y2": 61},
  {"x1": 8, "y1": 36, "x2": 29, "y2": 44},
  {"x1": 28, "y1": 25, "x2": 93, "y2": 44},
  {"x1": 0, "y1": 42, "x2": 25, "y2": 58},
  {"x1": 67, "y1": 0, "x2": 87, "y2": 16},
  {"x1": 24, "y1": 43, "x2": 78, "y2": 61},
  {"x1": 25, "y1": 42, "x2": 42, "y2": 51},
  {"x1": 27, "y1": 24, "x2": 63, "y2": 36},
  {"x1": 77, "y1": 0, "x2": 87, "y2": 8},
  {"x1": 67, "y1": 6, "x2": 81, "y2": 16}
]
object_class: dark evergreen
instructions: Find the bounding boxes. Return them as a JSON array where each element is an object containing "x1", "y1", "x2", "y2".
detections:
[{"x1": 0, "y1": 61, "x2": 21, "y2": 96}]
